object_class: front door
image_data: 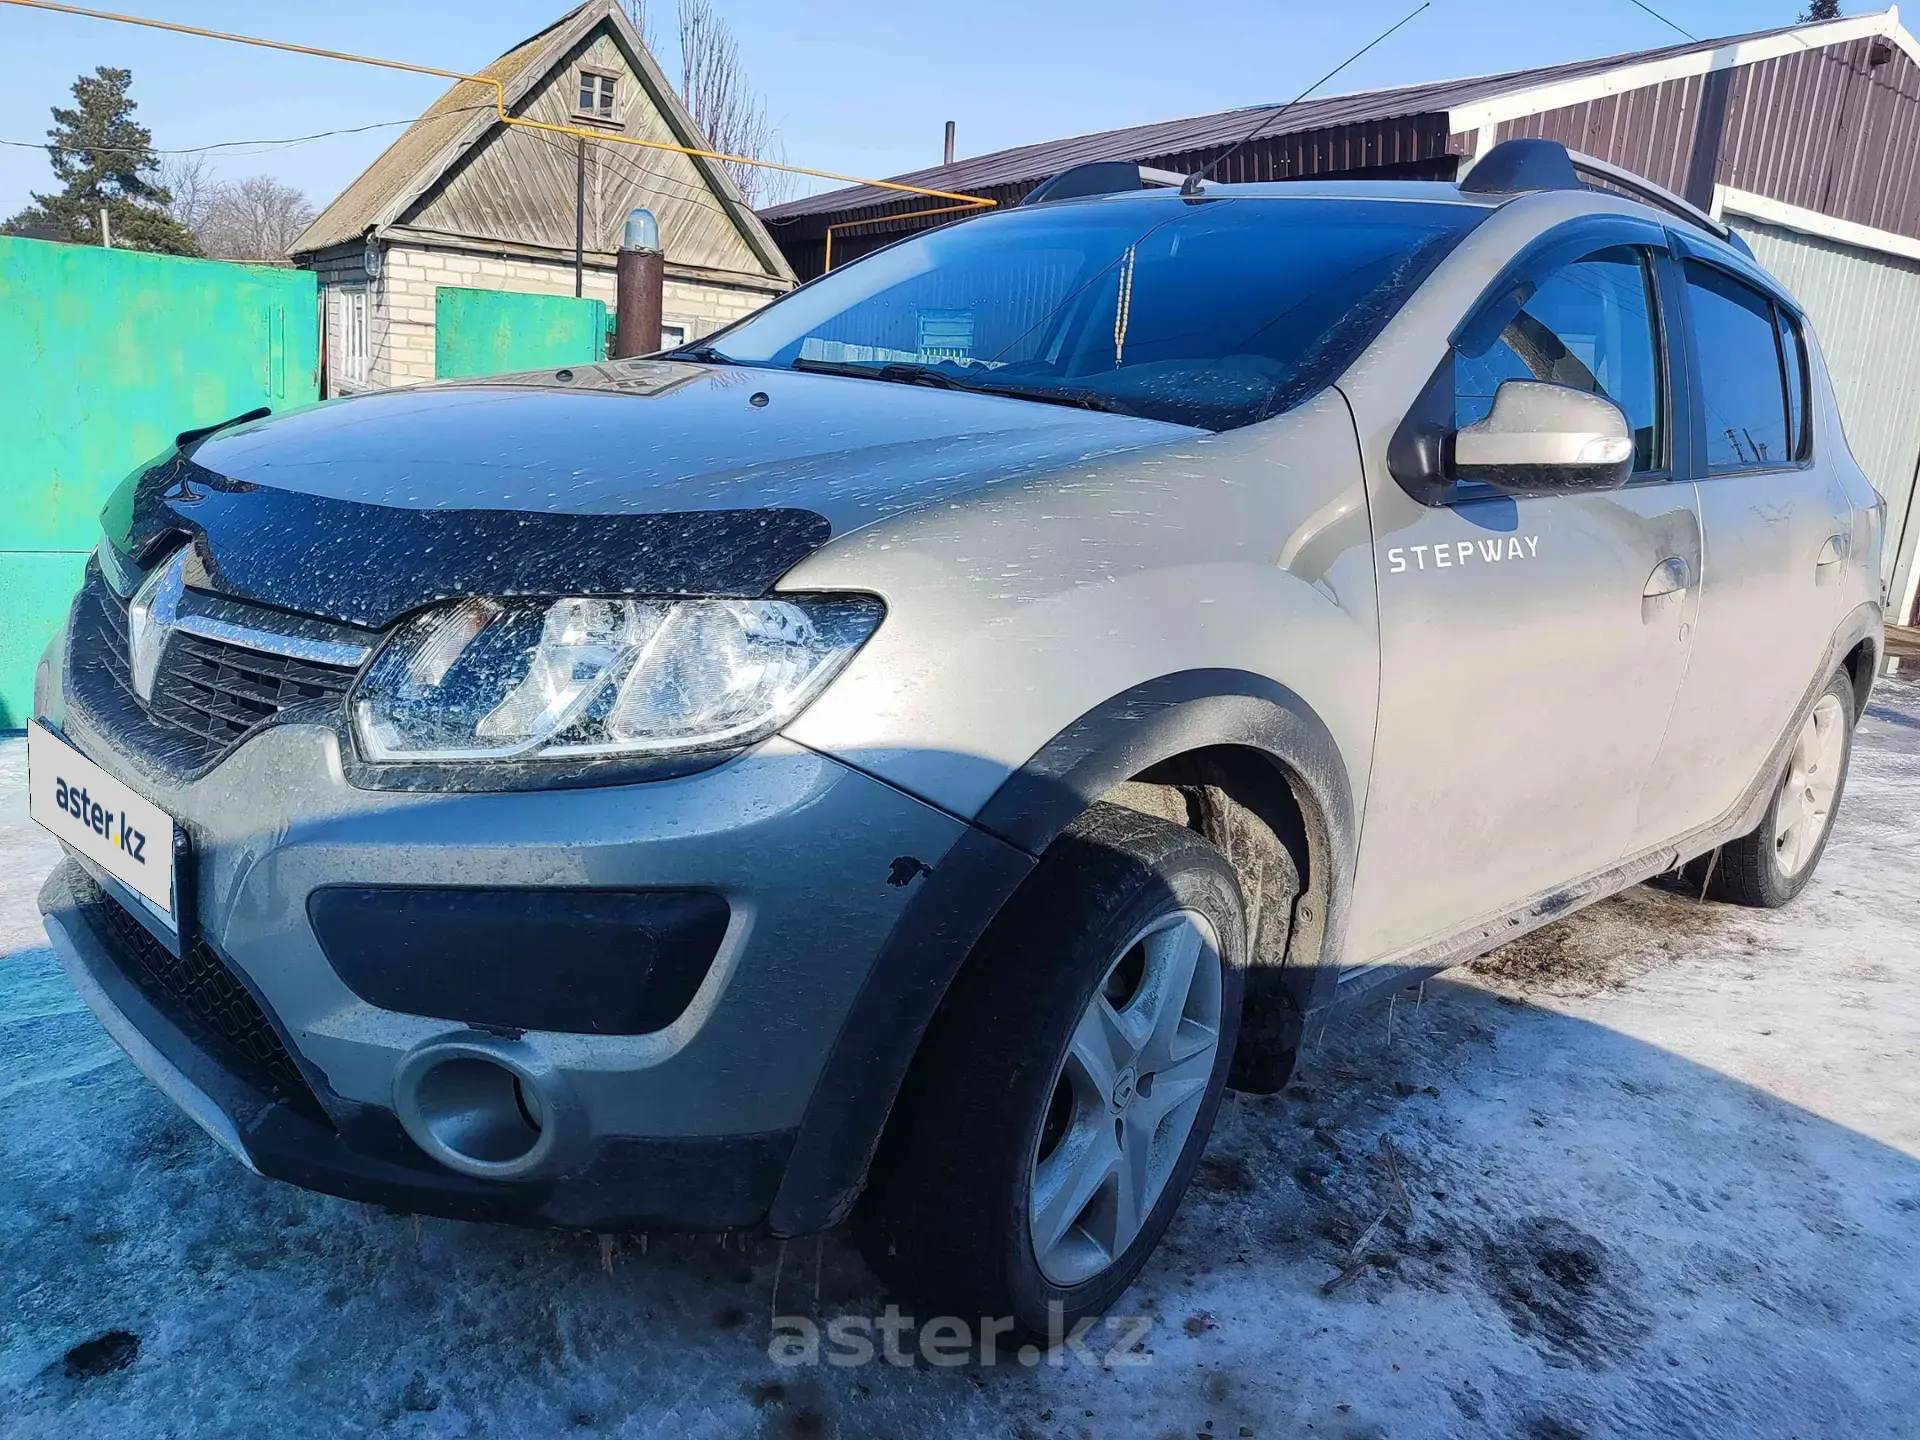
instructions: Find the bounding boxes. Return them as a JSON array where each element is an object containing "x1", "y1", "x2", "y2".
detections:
[{"x1": 1346, "y1": 240, "x2": 1701, "y2": 969}]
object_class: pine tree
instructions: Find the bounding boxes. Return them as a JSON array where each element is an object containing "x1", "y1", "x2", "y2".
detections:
[
  {"x1": 2, "y1": 67, "x2": 203, "y2": 254},
  {"x1": 1800, "y1": 0, "x2": 1842, "y2": 20}
]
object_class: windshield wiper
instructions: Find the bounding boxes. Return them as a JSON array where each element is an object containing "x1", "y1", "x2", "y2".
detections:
[
  {"x1": 791, "y1": 357, "x2": 1130, "y2": 415},
  {"x1": 790, "y1": 357, "x2": 968, "y2": 390},
  {"x1": 671, "y1": 345, "x2": 749, "y2": 366},
  {"x1": 957, "y1": 378, "x2": 1133, "y2": 416}
]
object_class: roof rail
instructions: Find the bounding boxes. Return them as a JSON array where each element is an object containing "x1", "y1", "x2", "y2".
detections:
[
  {"x1": 1564, "y1": 150, "x2": 1749, "y2": 253},
  {"x1": 1020, "y1": 161, "x2": 1187, "y2": 207},
  {"x1": 1461, "y1": 137, "x2": 1751, "y2": 256},
  {"x1": 1458, "y1": 138, "x2": 1583, "y2": 196}
]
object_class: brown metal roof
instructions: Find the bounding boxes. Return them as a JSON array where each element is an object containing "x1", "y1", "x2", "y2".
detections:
[
  {"x1": 758, "y1": 20, "x2": 1812, "y2": 224},
  {"x1": 1493, "y1": 30, "x2": 1920, "y2": 239}
]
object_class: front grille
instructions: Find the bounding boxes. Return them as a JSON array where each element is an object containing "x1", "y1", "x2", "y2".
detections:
[
  {"x1": 76, "y1": 871, "x2": 326, "y2": 1119},
  {"x1": 69, "y1": 567, "x2": 362, "y2": 777},
  {"x1": 151, "y1": 628, "x2": 354, "y2": 755}
]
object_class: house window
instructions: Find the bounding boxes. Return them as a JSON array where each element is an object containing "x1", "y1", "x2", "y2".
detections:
[
  {"x1": 660, "y1": 323, "x2": 687, "y2": 350},
  {"x1": 576, "y1": 70, "x2": 617, "y2": 122},
  {"x1": 340, "y1": 287, "x2": 369, "y2": 387}
]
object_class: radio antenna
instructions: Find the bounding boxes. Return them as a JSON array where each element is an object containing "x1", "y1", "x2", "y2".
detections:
[{"x1": 1182, "y1": 2, "x2": 1433, "y2": 195}]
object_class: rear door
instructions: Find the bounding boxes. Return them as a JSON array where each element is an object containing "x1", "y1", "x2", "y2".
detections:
[
  {"x1": 1633, "y1": 247, "x2": 1852, "y2": 844},
  {"x1": 1347, "y1": 225, "x2": 1702, "y2": 969}
]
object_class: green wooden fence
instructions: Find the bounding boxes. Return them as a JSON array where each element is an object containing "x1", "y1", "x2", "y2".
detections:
[
  {"x1": 0, "y1": 236, "x2": 317, "y2": 728},
  {"x1": 434, "y1": 285, "x2": 611, "y2": 379}
]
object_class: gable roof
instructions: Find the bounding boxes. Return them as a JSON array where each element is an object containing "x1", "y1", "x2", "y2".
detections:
[
  {"x1": 292, "y1": 0, "x2": 793, "y2": 281},
  {"x1": 761, "y1": 8, "x2": 1915, "y2": 223}
]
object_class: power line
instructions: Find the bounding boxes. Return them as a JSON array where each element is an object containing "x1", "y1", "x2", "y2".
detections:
[
  {"x1": 0, "y1": 104, "x2": 496, "y2": 161},
  {"x1": 1624, "y1": 0, "x2": 1696, "y2": 41},
  {"x1": 0, "y1": 0, "x2": 989, "y2": 210},
  {"x1": 4, "y1": 100, "x2": 742, "y2": 240},
  {"x1": 515, "y1": 121, "x2": 735, "y2": 229},
  {"x1": 588, "y1": 142, "x2": 736, "y2": 223},
  {"x1": 1184, "y1": 1, "x2": 1433, "y2": 192}
]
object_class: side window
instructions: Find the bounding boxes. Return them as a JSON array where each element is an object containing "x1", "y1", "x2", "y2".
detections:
[
  {"x1": 1683, "y1": 261, "x2": 1793, "y2": 472},
  {"x1": 1456, "y1": 246, "x2": 1666, "y2": 474},
  {"x1": 1777, "y1": 307, "x2": 1810, "y2": 461}
]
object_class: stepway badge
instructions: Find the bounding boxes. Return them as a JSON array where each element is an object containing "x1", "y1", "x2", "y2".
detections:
[{"x1": 28, "y1": 722, "x2": 178, "y2": 916}]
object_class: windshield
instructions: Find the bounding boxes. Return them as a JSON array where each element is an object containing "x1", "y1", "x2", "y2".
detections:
[{"x1": 697, "y1": 194, "x2": 1484, "y2": 430}]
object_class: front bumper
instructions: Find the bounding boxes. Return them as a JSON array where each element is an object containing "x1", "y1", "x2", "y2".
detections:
[
  {"x1": 42, "y1": 860, "x2": 794, "y2": 1228},
  {"x1": 38, "y1": 644, "x2": 970, "y2": 1228}
]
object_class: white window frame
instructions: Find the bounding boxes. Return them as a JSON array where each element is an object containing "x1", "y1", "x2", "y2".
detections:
[{"x1": 338, "y1": 286, "x2": 369, "y2": 388}]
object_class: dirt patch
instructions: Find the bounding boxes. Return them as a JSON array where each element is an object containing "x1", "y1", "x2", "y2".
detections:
[
  {"x1": 1198, "y1": 1153, "x2": 1258, "y2": 1194},
  {"x1": 62, "y1": 1331, "x2": 139, "y2": 1380},
  {"x1": 1476, "y1": 1215, "x2": 1649, "y2": 1367},
  {"x1": 1468, "y1": 885, "x2": 1756, "y2": 996}
]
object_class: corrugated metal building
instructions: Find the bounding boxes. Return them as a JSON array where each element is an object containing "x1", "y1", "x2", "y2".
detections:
[{"x1": 760, "y1": 8, "x2": 1920, "y2": 624}]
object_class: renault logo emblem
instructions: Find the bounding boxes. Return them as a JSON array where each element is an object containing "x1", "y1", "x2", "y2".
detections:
[
  {"x1": 161, "y1": 473, "x2": 207, "y2": 505},
  {"x1": 127, "y1": 549, "x2": 188, "y2": 704}
]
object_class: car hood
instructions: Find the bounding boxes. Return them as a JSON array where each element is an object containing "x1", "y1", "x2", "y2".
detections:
[{"x1": 103, "y1": 360, "x2": 1201, "y2": 629}]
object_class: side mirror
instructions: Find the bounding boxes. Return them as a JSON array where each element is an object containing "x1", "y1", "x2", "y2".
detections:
[{"x1": 1453, "y1": 380, "x2": 1634, "y2": 495}]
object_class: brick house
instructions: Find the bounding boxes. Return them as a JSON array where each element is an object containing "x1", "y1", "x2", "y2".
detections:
[{"x1": 290, "y1": 0, "x2": 794, "y2": 393}]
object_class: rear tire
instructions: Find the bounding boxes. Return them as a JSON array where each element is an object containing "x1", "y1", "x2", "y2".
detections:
[
  {"x1": 855, "y1": 803, "x2": 1245, "y2": 1342},
  {"x1": 1696, "y1": 670, "x2": 1855, "y2": 908}
]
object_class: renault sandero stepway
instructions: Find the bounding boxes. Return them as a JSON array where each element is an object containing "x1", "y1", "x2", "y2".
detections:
[{"x1": 31, "y1": 140, "x2": 1885, "y2": 1337}]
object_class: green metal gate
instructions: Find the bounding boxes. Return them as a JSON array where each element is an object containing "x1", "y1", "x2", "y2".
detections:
[
  {"x1": 434, "y1": 285, "x2": 612, "y2": 379},
  {"x1": 0, "y1": 235, "x2": 317, "y2": 728}
]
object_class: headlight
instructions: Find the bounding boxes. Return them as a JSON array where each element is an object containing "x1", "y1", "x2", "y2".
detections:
[{"x1": 352, "y1": 594, "x2": 883, "y2": 763}]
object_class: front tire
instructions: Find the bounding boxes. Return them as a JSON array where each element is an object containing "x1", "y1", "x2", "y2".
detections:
[
  {"x1": 1699, "y1": 669, "x2": 1855, "y2": 908},
  {"x1": 855, "y1": 803, "x2": 1245, "y2": 1341}
]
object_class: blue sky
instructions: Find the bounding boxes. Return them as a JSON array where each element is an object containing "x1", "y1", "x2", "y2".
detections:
[{"x1": 0, "y1": 0, "x2": 1848, "y2": 218}]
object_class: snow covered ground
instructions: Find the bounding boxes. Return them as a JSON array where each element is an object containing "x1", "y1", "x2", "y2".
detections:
[{"x1": 2, "y1": 675, "x2": 1917, "y2": 1440}]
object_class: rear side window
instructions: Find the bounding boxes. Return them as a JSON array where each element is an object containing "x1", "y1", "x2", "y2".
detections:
[
  {"x1": 1455, "y1": 246, "x2": 1666, "y2": 473},
  {"x1": 1684, "y1": 262, "x2": 1797, "y2": 472},
  {"x1": 1777, "y1": 308, "x2": 1810, "y2": 460}
]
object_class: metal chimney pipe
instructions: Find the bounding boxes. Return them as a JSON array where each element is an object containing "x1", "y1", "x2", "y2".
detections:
[
  {"x1": 615, "y1": 207, "x2": 664, "y2": 359},
  {"x1": 944, "y1": 120, "x2": 956, "y2": 166}
]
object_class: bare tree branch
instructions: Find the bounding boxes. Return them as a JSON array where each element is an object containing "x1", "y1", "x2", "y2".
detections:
[
  {"x1": 674, "y1": 0, "x2": 790, "y2": 207},
  {"x1": 197, "y1": 175, "x2": 317, "y2": 264},
  {"x1": 622, "y1": 0, "x2": 656, "y2": 51},
  {"x1": 158, "y1": 152, "x2": 219, "y2": 234}
]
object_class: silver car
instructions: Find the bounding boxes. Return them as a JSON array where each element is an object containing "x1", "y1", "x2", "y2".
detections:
[{"x1": 30, "y1": 139, "x2": 1885, "y2": 1339}]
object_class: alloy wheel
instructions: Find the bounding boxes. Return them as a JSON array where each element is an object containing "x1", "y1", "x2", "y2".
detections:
[
  {"x1": 1028, "y1": 908, "x2": 1223, "y2": 1287},
  {"x1": 1774, "y1": 693, "x2": 1846, "y2": 876}
]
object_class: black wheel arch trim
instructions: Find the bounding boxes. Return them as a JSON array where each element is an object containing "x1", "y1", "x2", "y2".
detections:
[
  {"x1": 970, "y1": 668, "x2": 1356, "y2": 866},
  {"x1": 768, "y1": 667, "x2": 1358, "y2": 1235},
  {"x1": 1714, "y1": 599, "x2": 1881, "y2": 849}
]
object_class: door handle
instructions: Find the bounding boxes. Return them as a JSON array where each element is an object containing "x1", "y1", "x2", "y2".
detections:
[
  {"x1": 1816, "y1": 534, "x2": 1849, "y2": 567},
  {"x1": 1642, "y1": 556, "x2": 1690, "y2": 598}
]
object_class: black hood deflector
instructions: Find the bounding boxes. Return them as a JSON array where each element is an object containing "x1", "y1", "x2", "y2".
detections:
[
  {"x1": 105, "y1": 453, "x2": 830, "y2": 630},
  {"x1": 96, "y1": 360, "x2": 1200, "y2": 629}
]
